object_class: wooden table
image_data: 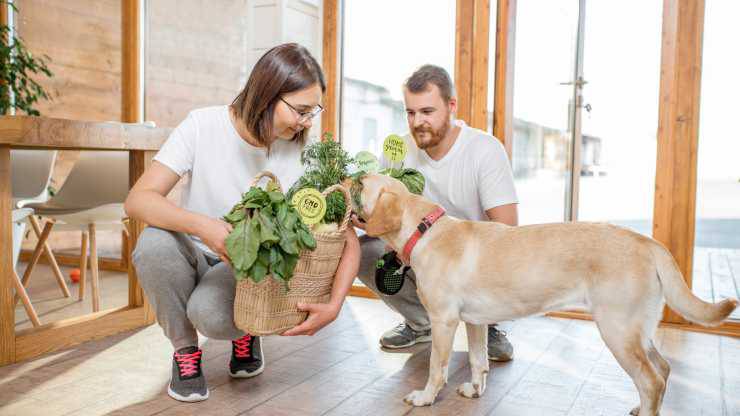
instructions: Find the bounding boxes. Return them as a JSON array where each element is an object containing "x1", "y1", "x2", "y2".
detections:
[{"x1": 0, "y1": 115, "x2": 170, "y2": 365}]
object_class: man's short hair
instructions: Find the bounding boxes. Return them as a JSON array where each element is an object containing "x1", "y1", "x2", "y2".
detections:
[{"x1": 404, "y1": 64, "x2": 456, "y2": 102}]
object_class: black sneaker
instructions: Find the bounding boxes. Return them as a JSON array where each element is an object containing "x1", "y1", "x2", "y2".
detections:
[
  {"x1": 380, "y1": 323, "x2": 432, "y2": 349},
  {"x1": 229, "y1": 334, "x2": 265, "y2": 378},
  {"x1": 487, "y1": 325, "x2": 513, "y2": 362},
  {"x1": 168, "y1": 346, "x2": 209, "y2": 402}
]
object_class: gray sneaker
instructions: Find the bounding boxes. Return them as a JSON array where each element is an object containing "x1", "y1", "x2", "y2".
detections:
[
  {"x1": 229, "y1": 334, "x2": 265, "y2": 378},
  {"x1": 168, "y1": 346, "x2": 209, "y2": 402},
  {"x1": 488, "y1": 325, "x2": 513, "y2": 362},
  {"x1": 380, "y1": 323, "x2": 432, "y2": 349}
]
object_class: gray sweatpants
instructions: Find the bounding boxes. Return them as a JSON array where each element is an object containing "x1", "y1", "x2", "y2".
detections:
[
  {"x1": 132, "y1": 226, "x2": 245, "y2": 350},
  {"x1": 357, "y1": 235, "x2": 431, "y2": 331}
]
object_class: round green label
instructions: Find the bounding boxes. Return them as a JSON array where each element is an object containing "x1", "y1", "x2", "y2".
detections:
[
  {"x1": 383, "y1": 134, "x2": 407, "y2": 162},
  {"x1": 291, "y1": 188, "x2": 326, "y2": 225},
  {"x1": 355, "y1": 151, "x2": 380, "y2": 173}
]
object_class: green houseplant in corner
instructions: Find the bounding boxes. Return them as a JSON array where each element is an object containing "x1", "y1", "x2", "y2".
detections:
[{"x1": 0, "y1": 2, "x2": 53, "y2": 115}]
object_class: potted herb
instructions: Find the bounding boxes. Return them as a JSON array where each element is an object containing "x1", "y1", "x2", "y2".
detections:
[{"x1": 0, "y1": 2, "x2": 54, "y2": 115}]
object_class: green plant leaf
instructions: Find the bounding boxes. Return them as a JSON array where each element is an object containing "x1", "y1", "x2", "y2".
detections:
[
  {"x1": 277, "y1": 203, "x2": 288, "y2": 224},
  {"x1": 279, "y1": 233, "x2": 299, "y2": 255},
  {"x1": 297, "y1": 229, "x2": 316, "y2": 250},
  {"x1": 223, "y1": 208, "x2": 246, "y2": 223},
  {"x1": 251, "y1": 261, "x2": 268, "y2": 283},
  {"x1": 257, "y1": 211, "x2": 279, "y2": 244},
  {"x1": 283, "y1": 254, "x2": 299, "y2": 280},
  {"x1": 225, "y1": 220, "x2": 247, "y2": 269},
  {"x1": 268, "y1": 191, "x2": 284, "y2": 203}
]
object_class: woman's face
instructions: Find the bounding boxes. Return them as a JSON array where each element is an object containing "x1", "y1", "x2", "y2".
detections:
[{"x1": 273, "y1": 83, "x2": 323, "y2": 141}]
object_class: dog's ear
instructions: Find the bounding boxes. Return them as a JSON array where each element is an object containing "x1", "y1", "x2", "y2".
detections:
[{"x1": 366, "y1": 189, "x2": 402, "y2": 237}]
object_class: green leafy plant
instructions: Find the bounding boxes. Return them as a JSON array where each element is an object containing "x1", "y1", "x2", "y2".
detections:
[
  {"x1": 223, "y1": 182, "x2": 316, "y2": 288},
  {"x1": 348, "y1": 166, "x2": 425, "y2": 214},
  {"x1": 380, "y1": 167, "x2": 425, "y2": 195},
  {"x1": 287, "y1": 133, "x2": 354, "y2": 225},
  {"x1": 0, "y1": 3, "x2": 54, "y2": 115}
]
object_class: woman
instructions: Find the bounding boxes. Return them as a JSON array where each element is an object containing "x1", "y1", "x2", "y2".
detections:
[{"x1": 125, "y1": 43, "x2": 360, "y2": 403}]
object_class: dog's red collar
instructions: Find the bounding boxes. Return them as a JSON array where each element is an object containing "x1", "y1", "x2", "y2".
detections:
[{"x1": 401, "y1": 207, "x2": 446, "y2": 264}]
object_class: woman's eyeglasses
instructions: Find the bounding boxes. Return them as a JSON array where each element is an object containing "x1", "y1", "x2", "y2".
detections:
[{"x1": 280, "y1": 97, "x2": 324, "y2": 123}]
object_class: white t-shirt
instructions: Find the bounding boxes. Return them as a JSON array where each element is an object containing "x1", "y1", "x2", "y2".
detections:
[
  {"x1": 383, "y1": 120, "x2": 518, "y2": 221},
  {"x1": 153, "y1": 105, "x2": 305, "y2": 254}
]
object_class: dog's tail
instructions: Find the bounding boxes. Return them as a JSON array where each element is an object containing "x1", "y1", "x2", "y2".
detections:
[{"x1": 651, "y1": 242, "x2": 737, "y2": 326}]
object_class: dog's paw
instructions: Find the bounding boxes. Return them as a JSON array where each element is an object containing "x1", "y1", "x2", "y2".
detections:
[
  {"x1": 629, "y1": 406, "x2": 640, "y2": 415},
  {"x1": 457, "y1": 382, "x2": 483, "y2": 399},
  {"x1": 403, "y1": 390, "x2": 434, "y2": 407}
]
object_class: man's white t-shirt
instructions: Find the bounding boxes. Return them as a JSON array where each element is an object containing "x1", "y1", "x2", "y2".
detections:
[
  {"x1": 383, "y1": 120, "x2": 518, "y2": 221},
  {"x1": 153, "y1": 105, "x2": 305, "y2": 254}
]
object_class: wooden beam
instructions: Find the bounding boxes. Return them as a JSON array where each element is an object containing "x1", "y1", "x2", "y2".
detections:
[
  {"x1": 492, "y1": 0, "x2": 516, "y2": 155},
  {"x1": 122, "y1": 0, "x2": 142, "y2": 123},
  {"x1": 127, "y1": 150, "x2": 155, "y2": 323},
  {"x1": 455, "y1": 0, "x2": 492, "y2": 131},
  {"x1": 0, "y1": 1, "x2": 6, "y2": 44},
  {"x1": 0, "y1": 116, "x2": 170, "y2": 150},
  {"x1": 454, "y1": 0, "x2": 474, "y2": 124},
  {"x1": 0, "y1": 146, "x2": 14, "y2": 365},
  {"x1": 0, "y1": 1, "x2": 13, "y2": 367},
  {"x1": 653, "y1": 0, "x2": 705, "y2": 323},
  {"x1": 349, "y1": 284, "x2": 378, "y2": 299},
  {"x1": 547, "y1": 310, "x2": 740, "y2": 338},
  {"x1": 470, "y1": 0, "x2": 491, "y2": 130},
  {"x1": 321, "y1": 0, "x2": 340, "y2": 138}
]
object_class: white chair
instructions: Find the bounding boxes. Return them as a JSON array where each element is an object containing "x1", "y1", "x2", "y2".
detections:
[
  {"x1": 12, "y1": 208, "x2": 42, "y2": 327},
  {"x1": 23, "y1": 151, "x2": 130, "y2": 312},
  {"x1": 11, "y1": 149, "x2": 57, "y2": 207},
  {"x1": 10, "y1": 150, "x2": 71, "y2": 303}
]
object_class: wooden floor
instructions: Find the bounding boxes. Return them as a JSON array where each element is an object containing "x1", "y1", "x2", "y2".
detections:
[
  {"x1": 1, "y1": 294, "x2": 739, "y2": 416},
  {"x1": 694, "y1": 247, "x2": 740, "y2": 321}
]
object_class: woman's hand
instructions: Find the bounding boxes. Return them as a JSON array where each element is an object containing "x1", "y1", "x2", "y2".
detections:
[
  {"x1": 282, "y1": 228, "x2": 359, "y2": 337},
  {"x1": 281, "y1": 302, "x2": 341, "y2": 336},
  {"x1": 194, "y1": 216, "x2": 233, "y2": 264}
]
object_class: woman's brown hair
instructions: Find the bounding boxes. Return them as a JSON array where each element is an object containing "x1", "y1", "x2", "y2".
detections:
[{"x1": 231, "y1": 43, "x2": 326, "y2": 149}]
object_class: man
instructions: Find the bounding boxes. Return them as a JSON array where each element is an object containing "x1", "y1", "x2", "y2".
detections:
[{"x1": 353, "y1": 64, "x2": 519, "y2": 361}]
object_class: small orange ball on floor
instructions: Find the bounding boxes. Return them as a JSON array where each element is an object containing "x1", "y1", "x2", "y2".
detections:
[{"x1": 69, "y1": 268, "x2": 81, "y2": 283}]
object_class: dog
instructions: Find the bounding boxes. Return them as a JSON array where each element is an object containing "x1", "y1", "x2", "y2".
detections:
[{"x1": 346, "y1": 173, "x2": 738, "y2": 416}]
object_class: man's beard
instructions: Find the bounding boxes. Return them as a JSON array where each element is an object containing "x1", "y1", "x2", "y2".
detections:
[{"x1": 412, "y1": 117, "x2": 450, "y2": 150}]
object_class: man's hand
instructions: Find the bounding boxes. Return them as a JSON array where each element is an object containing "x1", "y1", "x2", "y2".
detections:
[
  {"x1": 281, "y1": 302, "x2": 341, "y2": 336},
  {"x1": 351, "y1": 213, "x2": 367, "y2": 231},
  {"x1": 194, "y1": 216, "x2": 233, "y2": 264}
]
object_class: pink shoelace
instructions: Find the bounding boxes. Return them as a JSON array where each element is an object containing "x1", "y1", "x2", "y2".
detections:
[
  {"x1": 233, "y1": 334, "x2": 253, "y2": 359},
  {"x1": 174, "y1": 349, "x2": 202, "y2": 377}
]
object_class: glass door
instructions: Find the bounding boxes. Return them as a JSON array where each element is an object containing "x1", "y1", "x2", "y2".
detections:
[
  {"x1": 692, "y1": 1, "x2": 740, "y2": 321},
  {"x1": 575, "y1": 1, "x2": 662, "y2": 236},
  {"x1": 515, "y1": 1, "x2": 662, "y2": 229},
  {"x1": 512, "y1": 0, "x2": 580, "y2": 225}
]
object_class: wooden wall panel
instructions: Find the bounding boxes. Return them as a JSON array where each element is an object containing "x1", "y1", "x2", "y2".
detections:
[
  {"x1": 321, "y1": 0, "x2": 339, "y2": 138},
  {"x1": 145, "y1": 0, "x2": 249, "y2": 127},
  {"x1": 15, "y1": 0, "x2": 122, "y2": 121},
  {"x1": 454, "y1": 0, "x2": 474, "y2": 124},
  {"x1": 455, "y1": 0, "x2": 492, "y2": 131},
  {"x1": 122, "y1": 0, "x2": 141, "y2": 123},
  {"x1": 653, "y1": 0, "x2": 705, "y2": 323},
  {"x1": 470, "y1": 0, "x2": 491, "y2": 130}
]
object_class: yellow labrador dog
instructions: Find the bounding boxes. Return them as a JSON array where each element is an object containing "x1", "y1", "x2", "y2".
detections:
[{"x1": 347, "y1": 173, "x2": 738, "y2": 416}]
